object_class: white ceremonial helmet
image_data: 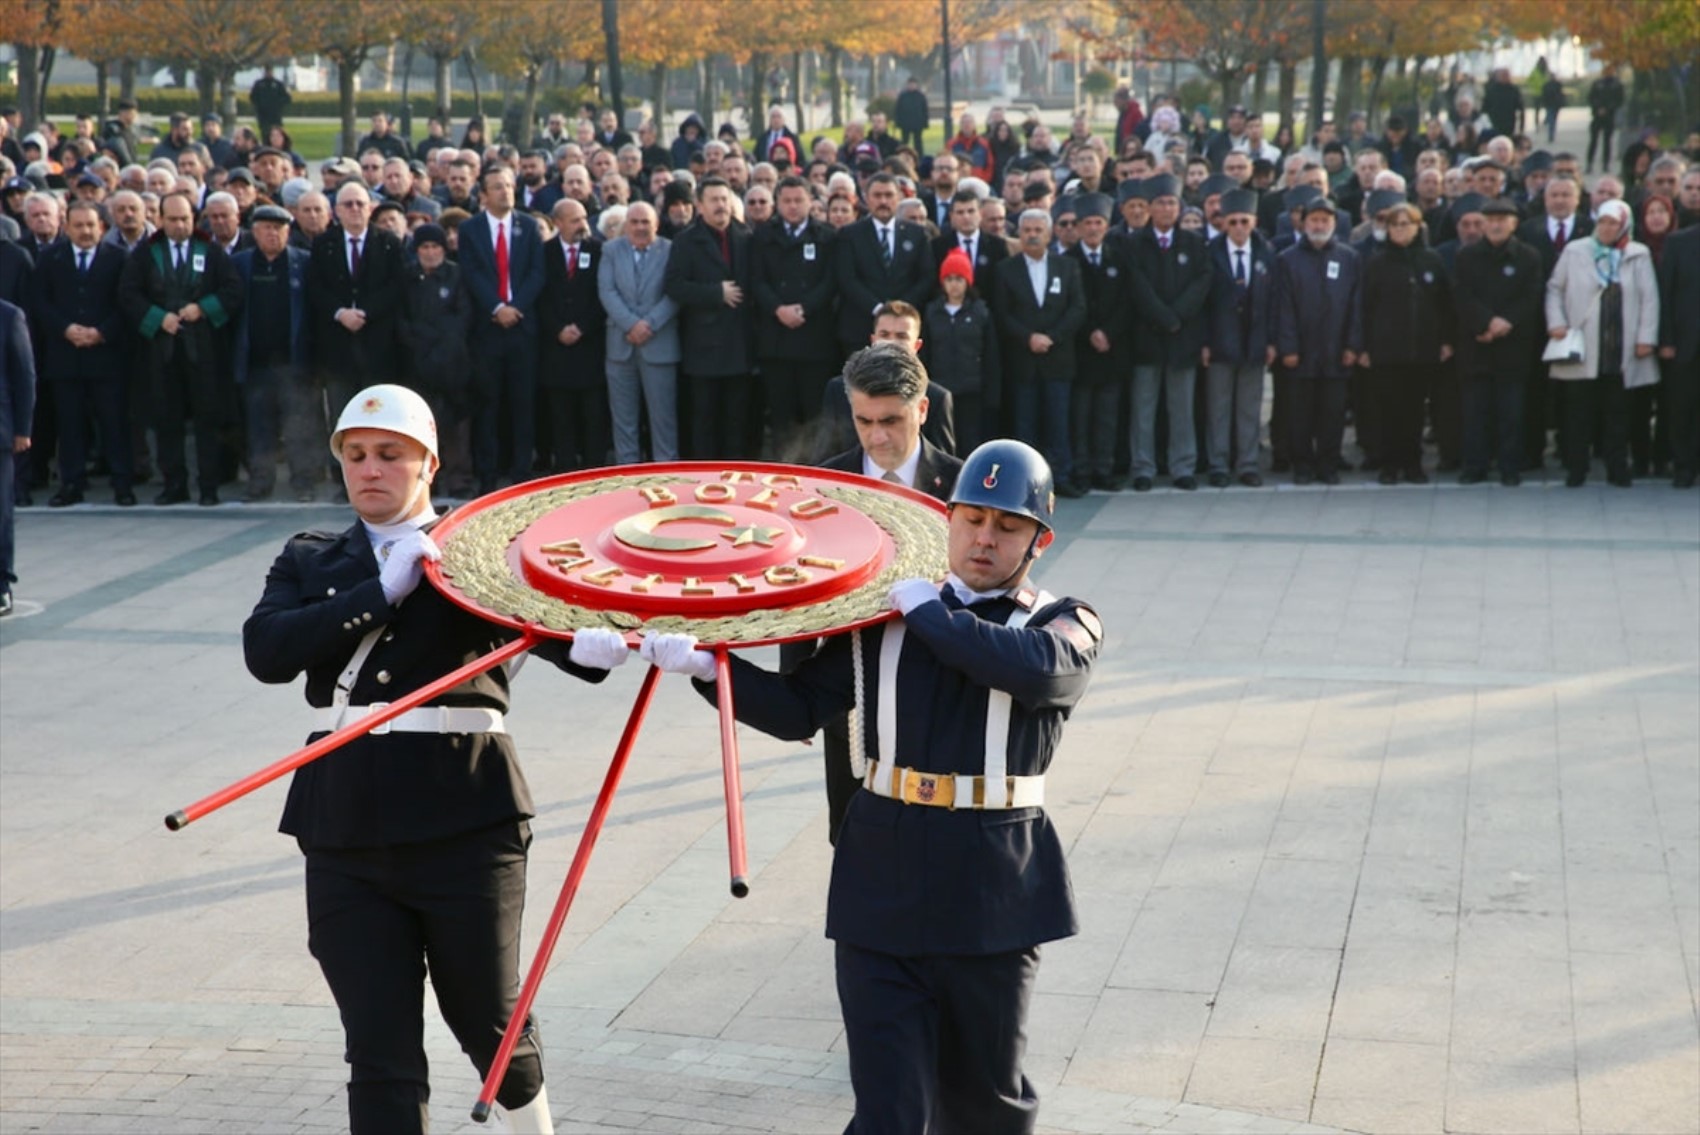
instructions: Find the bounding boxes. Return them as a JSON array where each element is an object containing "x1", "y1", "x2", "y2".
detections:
[{"x1": 329, "y1": 384, "x2": 439, "y2": 461}]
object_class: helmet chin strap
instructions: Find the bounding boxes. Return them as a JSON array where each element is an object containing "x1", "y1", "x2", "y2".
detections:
[{"x1": 370, "y1": 463, "x2": 436, "y2": 526}]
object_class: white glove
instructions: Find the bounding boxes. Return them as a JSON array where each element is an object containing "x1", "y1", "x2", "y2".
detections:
[
  {"x1": 379, "y1": 530, "x2": 441, "y2": 605},
  {"x1": 639, "y1": 632, "x2": 718, "y2": 681},
  {"x1": 568, "y1": 627, "x2": 630, "y2": 670},
  {"x1": 889, "y1": 578, "x2": 943, "y2": 615}
]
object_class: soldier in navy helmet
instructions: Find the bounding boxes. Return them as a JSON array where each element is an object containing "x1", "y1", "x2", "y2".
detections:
[{"x1": 642, "y1": 436, "x2": 1103, "y2": 1134}]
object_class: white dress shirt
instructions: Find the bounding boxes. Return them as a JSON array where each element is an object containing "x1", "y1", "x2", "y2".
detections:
[
  {"x1": 1025, "y1": 253, "x2": 1048, "y2": 305},
  {"x1": 863, "y1": 443, "x2": 922, "y2": 488}
]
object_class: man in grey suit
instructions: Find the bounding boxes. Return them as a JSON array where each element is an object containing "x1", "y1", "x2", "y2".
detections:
[{"x1": 598, "y1": 201, "x2": 681, "y2": 464}]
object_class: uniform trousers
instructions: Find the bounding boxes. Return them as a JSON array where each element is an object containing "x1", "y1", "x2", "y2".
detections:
[
  {"x1": 606, "y1": 356, "x2": 679, "y2": 464},
  {"x1": 760, "y1": 358, "x2": 832, "y2": 460},
  {"x1": 1460, "y1": 364, "x2": 1526, "y2": 475},
  {"x1": 836, "y1": 941, "x2": 1040, "y2": 1135},
  {"x1": 1010, "y1": 379, "x2": 1073, "y2": 484},
  {"x1": 1372, "y1": 364, "x2": 1432, "y2": 474},
  {"x1": 686, "y1": 372, "x2": 754, "y2": 460},
  {"x1": 1068, "y1": 382, "x2": 1119, "y2": 481},
  {"x1": 53, "y1": 372, "x2": 132, "y2": 491},
  {"x1": 242, "y1": 366, "x2": 322, "y2": 495},
  {"x1": 304, "y1": 820, "x2": 544, "y2": 1135},
  {"x1": 1286, "y1": 376, "x2": 1347, "y2": 476},
  {"x1": 1205, "y1": 361, "x2": 1265, "y2": 476},
  {"x1": 471, "y1": 324, "x2": 538, "y2": 487},
  {"x1": 1131, "y1": 364, "x2": 1196, "y2": 479},
  {"x1": 153, "y1": 347, "x2": 223, "y2": 494}
]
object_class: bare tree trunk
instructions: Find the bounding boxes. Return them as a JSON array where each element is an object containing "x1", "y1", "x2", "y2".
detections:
[
  {"x1": 705, "y1": 56, "x2": 718, "y2": 125},
  {"x1": 1278, "y1": 59, "x2": 1297, "y2": 130},
  {"x1": 792, "y1": 51, "x2": 806, "y2": 133},
  {"x1": 828, "y1": 46, "x2": 845, "y2": 127},
  {"x1": 465, "y1": 49, "x2": 483, "y2": 120},
  {"x1": 196, "y1": 65, "x2": 217, "y2": 121},
  {"x1": 399, "y1": 42, "x2": 415, "y2": 140},
  {"x1": 15, "y1": 45, "x2": 40, "y2": 126},
  {"x1": 434, "y1": 56, "x2": 453, "y2": 118},
  {"x1": 1218, "y1": 69, "x2": 1243, "y2": 114},
  {"x1": 602, "y1": 0, "x2": 624, "y2": 121},
  {"x1": 1252, "y1": 61, "x2": 1269, "y2": 116},
  {"x1": 380, "y1": 41, "x2": 396, "y2": 93},
  {"x1": 748, "y1": 52, "x2": 767, "y2": 133},
  {"x1": 120, "y1": 58, "x2": 137, "y2": 103},
  {"x1": 651, "y1": 63, "x2": 667, "y2": 120},
  {"x1": 95, "y1": 61, "x2": 110, "y2": 116},
  {"x1": 1366, "y1": 55, "x2": 1389, "y2": 129},
  {"x1": 521, "y1": 68, "x2": 540, "y2": 146},
  {"x1": 339, "y1": 58, "x2": 359, "y2": 157},
  {"x1": 220, "y1": 63, "x2": 239, "y2": 127},
  {"x1": 1336, "y1": 56, "x2": 1362, "y2": 122}
]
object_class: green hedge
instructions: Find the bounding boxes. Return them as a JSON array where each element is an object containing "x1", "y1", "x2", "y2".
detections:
[{"x1": 0, "y1": 84, "x2": 597, "y2": 121}]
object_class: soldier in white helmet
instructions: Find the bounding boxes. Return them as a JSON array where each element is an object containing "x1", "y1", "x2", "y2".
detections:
[{"x1": 242, "y1": 384, "x2": 630, "y2": 1134}]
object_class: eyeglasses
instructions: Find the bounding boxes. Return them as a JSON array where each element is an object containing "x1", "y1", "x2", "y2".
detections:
[
  {"x1": 1224, "y1": 217, "x2": 1253, "y2": 226},
  {"x1": 1388, "y1": 218, "x2": 1418, "y2": 228},
  {"x1": 1055, "y1": 218, "x2": 1076, "y2": 227}
]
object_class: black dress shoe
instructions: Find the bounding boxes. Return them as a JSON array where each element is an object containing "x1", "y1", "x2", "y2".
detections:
[
  {"x1": 1378, "y1": 469, "x2": 1398, "y2": 485},
  {"x1": 1319, "y1": 470, "x2": 1341, "y2": 485},
  {"x1": 1271, "y1": 458, "x2": 1291, "y2": 473},
  {"x1": 15, "y1": 491, "x2": 33, "y2": 507},
  {"x1": 1294, "y1": 469, "x2": 1315, "y2": 485},
  {"x1": 1208, "y1": 472, "x2": 1230, "y2": 488},
  {"x1": 243, "y1": 484, "x2": 274, "y2": 503},
  {"x1": 1056, "y1": 479, "x2": 1087, "y2": 499},
  {"x1": 48, "y1": 487, "x2": 84, "y2": 508},
  {"x1": 1458, "y1": 471, "x2": 1486, "y2": 485},
  {"x1": 1239, "y1": 472, "x2": 1263, "y2": 487},
  {"x1": 1675, "y1": 471, "x2": 1697, "y2": 489},
  {"x1": 114, "y1": 490, "x2": 137, "y2": 507},
  {"x1": 154, "y1": 487, "x2": 190, "y2": 506},
  {"x1": 1565, "y1": 472, "x2": 1586, "y2": 487},
  {"x1": 1404, "y1": 468, "x2": 1429, "y2": 484},
  {"x1": 1608, "y1": 474, "x2": 1632, "y2": 488},
  {"x1": 1172, "y1": 475, "x2": 1197, "y2": 491},
  {"x1": 199, "y1": 490, "x2": 221, "y2": 507},
  {"x1": 1501, "y1": 472, "x2": 1522, "y2": 487},
  {"x1": 1437, "y1": 458, "x2": 1461, "y2": 473},
  {"x1": 1132, "y1": 476, "x2": 1153, "y2": 492}
]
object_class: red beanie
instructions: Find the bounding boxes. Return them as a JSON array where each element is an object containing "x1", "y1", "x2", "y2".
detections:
[{"x1": 939, "y1": 246, "x2": 974, "y2": 287}]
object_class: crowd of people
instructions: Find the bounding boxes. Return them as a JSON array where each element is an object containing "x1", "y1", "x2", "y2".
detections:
[{"x1": 1, "y1": 75, "x2": 1697, "y2": 538}]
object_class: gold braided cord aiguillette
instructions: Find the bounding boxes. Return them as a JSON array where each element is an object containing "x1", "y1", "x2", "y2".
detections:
[{"x1": 437, "y1": 476, "x2": 948, "y2": 643}]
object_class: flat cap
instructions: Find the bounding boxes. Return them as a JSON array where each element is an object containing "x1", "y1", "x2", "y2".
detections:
[
  {"x1": 1366, "y1": 188, "x2": 1407, "y2": 215},
  {"x1": 1448, "y1": 192, "x2": 1488, "y2": 219},
  {"x1": 249, "y1": 204, "x2": 292, "y2": 225},
  {"x1": 1480, "y1": 197, "x2": 1520, "y2": 217},
  {"x1": 1283, "y1": 184, "x2": 1324, "y2": 211},
  {"x1": 1301, "y1": 197, "x2": 1337, "y2": 217},
  {"x1": 225, "y1": 167, "x2": 256, "y2": 185}
]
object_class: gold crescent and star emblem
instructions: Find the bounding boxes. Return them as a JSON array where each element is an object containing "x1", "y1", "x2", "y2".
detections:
[{"x1": 612, "y1": 505, "x2": 787, "y2": 553}]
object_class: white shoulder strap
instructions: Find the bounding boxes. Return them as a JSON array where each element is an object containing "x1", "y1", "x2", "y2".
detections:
[
  {"x1": 328, "y1": 626, "x2": 385, "y2": 731},
  {"x1": 982, "y1": 590, "x2": 1054, "y2": 807}
]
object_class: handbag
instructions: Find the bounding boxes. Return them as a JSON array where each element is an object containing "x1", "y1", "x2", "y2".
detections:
[{"x1": 1542, "y1": 328, "x2": 1584, "y2": 363}]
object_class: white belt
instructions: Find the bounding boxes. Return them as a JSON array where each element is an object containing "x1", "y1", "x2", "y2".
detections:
[
  {"x1": 863, "y1": 758, "x2": 1045, "y2": 810},
  {"x1": 311, "y1": 704, "x2": 507, "y2": 735}
]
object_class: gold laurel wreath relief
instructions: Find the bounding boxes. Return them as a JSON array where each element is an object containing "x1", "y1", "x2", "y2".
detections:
[{"x1": 437, "y1": 475, "x2": 949, "y2": 644}]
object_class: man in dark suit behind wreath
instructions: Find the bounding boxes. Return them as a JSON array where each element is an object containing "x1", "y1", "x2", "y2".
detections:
[
  {"x1": 307, "y1": 181, "x2": 408, "y2": 476},
  {"x1": 537, "y1": 198, "x2": 609, "y2": 472}
]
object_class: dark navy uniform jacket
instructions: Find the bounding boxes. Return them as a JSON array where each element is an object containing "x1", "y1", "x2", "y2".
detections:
[
  {"x1": 243, "y1": 520, "x2": 605, "y2": 850},
  {"x1": 700, "y1": 586, "x2": 1101, "y2": 956}
]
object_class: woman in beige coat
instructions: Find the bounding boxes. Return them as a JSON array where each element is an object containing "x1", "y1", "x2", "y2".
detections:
[{"x1": 1545, "y1": 198, "x2": 1660, "y2": 486}]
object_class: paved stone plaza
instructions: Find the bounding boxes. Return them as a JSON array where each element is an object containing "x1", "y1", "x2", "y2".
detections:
[{"x1": 2, "y1": 479, "x2": 1696, "y2": 1134}]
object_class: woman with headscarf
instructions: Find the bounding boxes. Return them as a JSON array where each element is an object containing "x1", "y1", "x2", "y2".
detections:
[
  {"x1": 1144, "y1": 107, "x2": 1184, "y2": 163},
  {"x1": 1545, "y1": 198, "x2": 1661, "y2": 486}
]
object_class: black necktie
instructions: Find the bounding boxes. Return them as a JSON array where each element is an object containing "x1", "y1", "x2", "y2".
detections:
[
  {"x1": 1089, "y1": 247, "x2": 1100, "y2": 267},
  {"x1": 174, "y1": 243, "x2": 185, "y2": 271},
  {"x1": 77, "y1": 249, "x2": 89, "y2": 274},
  {"x1": 350, "y1": 237, "x2": 362, "y2": 275},
  {"x1": 880, "y1": 226, "x2": 893, "y2": 266}
]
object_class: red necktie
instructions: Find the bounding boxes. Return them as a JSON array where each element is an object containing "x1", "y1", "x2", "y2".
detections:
[
  {"x1": 495, "y1": 220, "x2": 510, "y2": 303},
  {"x1": 349, "y1": 236, "x2": 361, "y2": 276},
  {"x1": 718, "y1": 227, "x2": 731, "y2": 265},
  {"x1": 1554, "y1": 221, "x2": 1567, "y2": 254},
  {"x1": 566, "y1": 244, "x2": 576, "y2": 280}
]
